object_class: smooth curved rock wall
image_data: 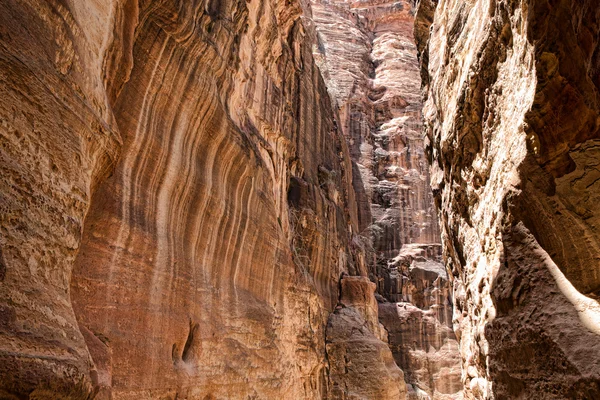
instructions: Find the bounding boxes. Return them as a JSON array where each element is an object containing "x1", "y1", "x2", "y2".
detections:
[{"x1": 0, "y1": 0, "x2": 367, "y2": 398}]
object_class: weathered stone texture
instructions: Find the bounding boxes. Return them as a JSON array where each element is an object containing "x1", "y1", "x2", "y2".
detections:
[
  {"x1": 417, "y1": 0, "x2": 600, "y2": 397},
  {"x1": 0, "y1": 0, "x2": 122, "y2": 396},
  {"x1": 379, "y1": 302, "x2": 462, "y2": 400},
  {"x1": 310, "y1": 0, "x2": 440, "y2": 258},
  {"x1": 377, "y1": 244, "x2": 461, "y2": 400},
  {"x1": 326, "y1": 276, "x2": 407, "y2": 400},
  {"x1": 308, "y1": 0, "x2": 462, "y2": 398},
  {"x1": 0, "y1": 0, "x2": 367, "y2": 398}
]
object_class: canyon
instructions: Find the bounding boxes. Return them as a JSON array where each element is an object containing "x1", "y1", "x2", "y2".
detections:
[
  {"x1": 309, "y1": 1, "x2": 461, "y2": 397},
  {"x1": 0, "y1": 0, "x2": 598, "y2": 400}
]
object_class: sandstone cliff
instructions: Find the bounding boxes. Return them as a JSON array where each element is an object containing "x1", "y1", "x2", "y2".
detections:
[
  {"x1": 0, "y1": 0, "x2": 384, "y2": 398},
  {"x1": 5, "y1": 0, "x2": 597, "y2": 397},
  {"x1": 326, "y1": 276, "x2": 407, "y2": 399},
  {"x1": 417, "y1": 0, "x2": 600, "y2": 398},
  {"x1": 308, "y1": 0, "x2": 462, "y2": 398}
]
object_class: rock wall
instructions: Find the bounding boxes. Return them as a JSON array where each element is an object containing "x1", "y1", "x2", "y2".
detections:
[
  {"x1": 0, "y1": 0, "x2": 382, "y2": 398},
  {"x1": 310, "y1": 0, "x2": 440, "y2": 265},
  {"x1": 326, "y1": 276, "x2": 407, "y2": 399},
  {"x1": 308, "y1": 0, "x2": 462, "y2": 398},
  {"x1": 417, "y1": 0, "x2": 600, "y2": 398},
  {"x1": 378, "y1": 246, "x2": 462, "y2": 399}
]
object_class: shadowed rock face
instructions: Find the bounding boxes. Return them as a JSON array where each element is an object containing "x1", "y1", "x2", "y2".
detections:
[
  {"x1": 376, "y1": 244, "x2": 462, "y2": 399},
  {"x1": 379, "y1": 302, "x2": 462, "y2": 400},
  {"x1": 326, "y1": 276, "x2": 407, "y2": 399},
  {"x1": 0, "y1": 0, "x2": 368, "y2": 398},
  {"x1": 417, "y1": 0, "x2": 600, "y2": 398}
]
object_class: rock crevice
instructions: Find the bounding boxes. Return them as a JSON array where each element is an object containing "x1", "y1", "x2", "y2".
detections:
[{"x1": 309, "y1": 0, "x2": 462, "y2": 398}]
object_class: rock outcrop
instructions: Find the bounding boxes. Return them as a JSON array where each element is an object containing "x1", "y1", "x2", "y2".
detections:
[
  {"x1": 417, "y1": 0, "x2": 600, "y2": 398},
  {"x1": 379, "y1": 302, "x2": 462, "y2": 400},
  {"x1": 377, "y1": 245, "x2": 461, "y2": 399},
  {"x1": 309, "y1": 0, "x2": 462, "y2": 397},
  {"x1": 326, "y1": 276, "x2": 406, "y2": 399},
  {"x1": 0, "y1": 0, "x2": 371, "y2": 398}
]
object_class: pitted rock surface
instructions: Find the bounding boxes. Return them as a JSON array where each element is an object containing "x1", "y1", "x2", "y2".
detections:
[{"x1": 417, "y1": 0, "x2": 600, "y2": 397}]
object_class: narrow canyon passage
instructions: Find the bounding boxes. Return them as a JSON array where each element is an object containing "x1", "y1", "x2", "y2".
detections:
[
  {"x1": 309, "y1": 1, "x2": 461, "y2": 397},
  {"x1": 0, "y1": 0, "x2": 599, "y2": 399}
]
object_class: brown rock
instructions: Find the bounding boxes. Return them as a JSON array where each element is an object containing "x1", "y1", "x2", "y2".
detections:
[
  {"x1": 309, "y1": 0, "x2": 462, "y2": 396},
  {"x1": 0, "y1": 0, "x2": 121, "y2": 396},
  {"x1": 310, "y1": 0, "x2": 440, "y2": 258},
  {"x1": 379, "y1": 302, "x2": 462, "y2": 400},
  {"x1": 326, "y1": 276, "x2": 407, "y2": 399},
  {"x1": 378, "y1": 247, "x2": 462, "y2": 399},
  {"x1": 0, "y1": 0, "x2": 362, "y2": 398},
  {"x1": 417, "y1": 0, "x2": 600, "y2": 397}
]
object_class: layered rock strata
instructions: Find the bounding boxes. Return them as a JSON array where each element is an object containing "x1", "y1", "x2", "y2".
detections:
[
  {"x1": 309, "y1": 0, "x2": 462, "y2": 398},
  {"x1": 0, "y1": 0, "x2": 383, "y2": 398},
  {"x1": 417, "y1": 0, "x2": 600, "y2": 397}
]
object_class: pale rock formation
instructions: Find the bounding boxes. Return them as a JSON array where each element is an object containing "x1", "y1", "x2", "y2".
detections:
[
  {"x1": 309, "y1": 0, "x2": 462, "y2": 397},
  {"x1": 417, "y1": 0, "x2": 600, "y2": 398},
  {"x1": 311, "y1": 0, "x2": 440, "y2": 257}
]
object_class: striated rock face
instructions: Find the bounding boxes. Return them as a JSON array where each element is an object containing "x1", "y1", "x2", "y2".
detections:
[
  {"x1": 310, "y1": 0, "x2": 440, "y2": 263},
  {"x1": 309, "y1": 0, "x2": 462, "y2": 397},
  {"x1": 379, "y1": 302, "x2": 462, "y2": 400},
  {"x1": 377, "y1": 245, "x2": 462, "y2": 399},
  {"x1": 417, "y1": 0, "x2": 600, "y2": 398},
  {"x1": 0, "y1": 0, "x2": 372, "y2": 398}
]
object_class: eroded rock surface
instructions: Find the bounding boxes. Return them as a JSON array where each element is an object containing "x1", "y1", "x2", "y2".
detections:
[
  {"x1": 9, "y1": 0, "x2": 599, "y2": 397},
  {"x1": 378, "y1": 245, "x2": 462, "y2": 400},
  {"x1": 326, "y1": 276, "x2": 407, "y2": 399},
  {"x1": 309, "y1": 0, "x2": 462, "y2": 397},
  {"x1": 0, "y1": 0, "x2": 365, "y2": 398},
  {"x1": 417, "y1": 0, "x2": 600, "y2": 397}
]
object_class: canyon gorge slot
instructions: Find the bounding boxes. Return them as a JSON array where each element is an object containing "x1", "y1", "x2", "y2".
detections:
[{"x1": 0, "y1": 0, "x2": 599, "y2": 399}]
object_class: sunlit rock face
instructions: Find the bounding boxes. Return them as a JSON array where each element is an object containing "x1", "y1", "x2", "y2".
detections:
[
  {"x1": 417, "y1": 0, "x2": 600, "y2": 398},
  {"x1": 0, "y1": 0, "x2": 366, "y2": 398},
  {"x1": 310, "y1": 0, "x2": 440, "y2": 260},
  {"x1": 308, "y1": 0, "x2": 462, "y2": 398}
]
